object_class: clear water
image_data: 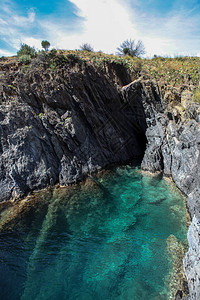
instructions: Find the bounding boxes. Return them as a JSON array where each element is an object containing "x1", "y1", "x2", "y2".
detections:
[{"x1": 0, "y1": 167, "x2": 188, "y2": 300}]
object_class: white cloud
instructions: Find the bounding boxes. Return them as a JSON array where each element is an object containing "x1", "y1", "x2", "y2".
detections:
[
  {"x1": 13, "y1": 11, "x2": 35, "y2": 26},
  {"x1": 22, "y1": 37, "x2": 42, "y2": 50},
  {"x1": 0, "y1": 0, "x2": 200, "y2": 57},
  {"x1": 39, "y1": 0, "x2": 140, "y2": 53},
  {"x1": 0, "y1": 1, "x2": 39, "y2": 55},
  {"x1": 0, "y1": 18, "x2": 7, "y2": 25},
  {"x1": 0, "y1": 49, "x2": 14, "y2": 56},
  {"x1": 42, "y1": 0, "x2": 200, "y2": 56},
  {"x1": 71, "y1": 0, "x2": 139, "y2": 52}
]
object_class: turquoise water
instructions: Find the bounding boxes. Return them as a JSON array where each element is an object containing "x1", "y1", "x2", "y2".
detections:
[{"x1": 0, "y1": 167, "x2": 188, "y2": 300}]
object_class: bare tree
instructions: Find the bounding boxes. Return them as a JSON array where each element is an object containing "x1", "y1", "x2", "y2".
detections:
[
  {"x1": 117, "y1": 39, "x2": 145, "y2": 57},
  {"x1": 80, "y1": 43, "x2": 94, "y2": 52}
]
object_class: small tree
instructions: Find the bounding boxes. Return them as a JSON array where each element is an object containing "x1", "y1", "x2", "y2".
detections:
[
  {"x1": 17, "y1": 43, "x2": 36, "y2": 58},
  {"x1": 41, "y1": 40, "x2": 50, "y2": 52},
  {"x1": 117, "y1": 39, "x2": 145, "y2": 57},
  {"x1": 80, "y1": 43, "x2": 94, "y2": 52}
]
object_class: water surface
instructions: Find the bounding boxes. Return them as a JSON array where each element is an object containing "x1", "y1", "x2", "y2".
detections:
[{"x1": 0, "y1": 167, "x2": 188, "y2": 300}]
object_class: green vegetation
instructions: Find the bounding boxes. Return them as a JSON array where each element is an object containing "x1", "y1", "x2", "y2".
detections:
[
  {"x1": 21, "y1": 65, "x2": 31, "y2": 73},
  {"x1": 117, "y1": 39, "x2": 145, "y2": 57},
  {"x1": 17, "y1": 43, "x2": 36, "y2": 65},
  {"x1": 19, "y1": 54, "x2": 32, "y2": 65},
  {"x1": 143, "y1": 55, "x2": 200, "y2": 86},
  {"x1": 193, "y1": 88, "x2": 200, "y2": 103},
  {"x1": 7, "y1": 84, "x2": 16, "y2": 90},
  {"x1": 41, "y1": 40, "x2": 50, "y2": 52},
  {"x1": 50, "y1": 53, "x2": 69, "y2": 68},
  {"x1": 2, "y1": 43, "x2": 200, "y2": 98},
  {"x1": 49, "y1": 49, "x2": 57, "y2": 57},
  {"x1": 17, "y1": 44, "x2": 36, "y2": 58},
  {"x1": 43, "y1": 50, "x2": 200, "y2": 91}
]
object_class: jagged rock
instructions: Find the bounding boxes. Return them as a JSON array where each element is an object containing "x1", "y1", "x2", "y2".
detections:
[
  {"x1": 188, "y1": 189, "x2": 200, "y2": 220},
  {"x1": 183, "y1": 216, "x2": 200, "y2": 300},
  {"x1": 141, "y1": 86, "x2": 200, "y2": 299},
  {"x1": 0, "y1": 62, "x2": 162, "y2": 202},
  {"x1": 142, "y1": 117, "x2": 200, "y2": 196},
  {"x1": 1, "y1": 56, "x2": 200, "y2": 299}
]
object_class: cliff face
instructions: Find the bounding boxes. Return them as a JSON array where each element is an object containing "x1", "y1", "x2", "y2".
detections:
[
  {"x1": 0, "y1": 55, "x2": 200, "y2": 299},
  {"x1": 0, "y1": 57, "x2": 153, "y2": 202},
  {"x1": 141, "y1": 87, "x2": 200, "y2": 299}
]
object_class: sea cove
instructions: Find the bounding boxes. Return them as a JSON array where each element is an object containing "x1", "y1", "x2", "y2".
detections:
[
  {"x1": 0, "y1": 167, "x2": 188, "y2": 299},
  {"x1": 0, "y1": 48, "x2": 199, "y2": 298}
]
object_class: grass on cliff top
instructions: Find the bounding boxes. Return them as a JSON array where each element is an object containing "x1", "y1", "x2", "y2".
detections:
[
  {"x1": 1, "y1": 50, "x2": 200, "y2": 90},
  {"x1": 51, "y1": 50, "x2": 200, "y2": 88}
]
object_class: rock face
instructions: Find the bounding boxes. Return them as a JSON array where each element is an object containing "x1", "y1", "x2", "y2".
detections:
[
  {"x1": 0, "y1": 58, "x2": 155, "y2": 202},
  {"x1": 119, "y1": 75, "x2": 200, "y2": 298},
  {"x1": 0, "y1": 55, "x2": 200, "y2": 299},
  {"x1": 141, "y1": 84, "x2": 200, "y2": 299},
  {"x1": 184, "y1": 216, "x2": 200, "y2": 300}
]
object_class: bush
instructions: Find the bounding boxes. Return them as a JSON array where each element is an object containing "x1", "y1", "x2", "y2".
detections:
[
  {"x1": 52, "y1": 54, "x2": 68, "y2": 67},
  {"x1": 117, "y1": 39, "x2": 145, "y2": 57},
  {"x1": 19, "y1": 54, "x2": 32, "y2": 65},
  {"x1": 80, "y1": 43, "x2": 94, "y2": 52},
  {"x1": 17, "y1": 44, "x2": 36, "y2": 58},
  {"x1": 50, "y1": 48, "x2": 57, "y2": 55},
  {"x1": 47, "y1": 49, "x2": 57, "y2": 59},
  {"x1": 66, "y1": 53, "x2": 82, "y2": 63}
]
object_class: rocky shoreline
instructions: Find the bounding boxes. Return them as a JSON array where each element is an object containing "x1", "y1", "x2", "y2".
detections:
[
  {"x1": 0, "y1": 55, "x2": 199, "y2": 299},
  {"x1": 141, "y1": 86, "x2": 200, "y2": 300}
]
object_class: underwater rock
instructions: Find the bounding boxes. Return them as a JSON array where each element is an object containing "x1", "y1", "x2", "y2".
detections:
[
  {"x1": 148, "y1": 197, "x2": 166, "y2": 206},
  {"x1": 166, "y1": 234, "x2": 188, "y2": 299},
  {"x1": 183, "y1": 216, "x2": 200, "y2": 300}
]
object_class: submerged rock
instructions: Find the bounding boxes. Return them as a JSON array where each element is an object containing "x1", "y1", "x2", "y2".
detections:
[
  {"x1": 183, "y1": 216, "x2": 200, "y2": 300},
  {"x1": 166, "y1": 234, "x2": 188, "y2": 299}
]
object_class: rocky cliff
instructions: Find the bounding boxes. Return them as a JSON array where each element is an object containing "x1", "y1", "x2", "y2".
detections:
[
  {"x1": 0, "y1": 55, "x2": 151, "y2": 202},
  {"x1": 141, "y1": 84, "x2": 200, "y2": 299},
  {"x1": 0, "y1": 53, "x2": 200, "y2": 299}
]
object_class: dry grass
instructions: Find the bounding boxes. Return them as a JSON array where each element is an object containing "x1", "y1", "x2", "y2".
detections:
[
  {"x1": 60, "y1": 51, "x2": 200, "y2": 87},
  {"x1": 1, "y1": 50, "x2": 200, "y2": 90}
]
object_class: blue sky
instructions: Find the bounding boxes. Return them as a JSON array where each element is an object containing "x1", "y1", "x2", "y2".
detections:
[{"x1": 0, "y1": 0, "x2": 200, "y2": 57}]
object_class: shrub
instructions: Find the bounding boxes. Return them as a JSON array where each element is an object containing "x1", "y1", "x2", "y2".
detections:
[
  {"x1": 50, "y1": 54, "x2": 68, "y2": 68},
  {"x1": 66, "y1": 53, "x2": 83, "y2": 64},
  {"x1": 50, "y1": 48, "x2": 57, "y2": 55},
  {"x1": 80, "y1": 43, "x2": 94, "y2": 52},
  {"x1": 19, "y1": 54, "x2": 32, "y2": 65},
  {"x1": 17, "y1": 44, "x2": 36, "y2": 58},
  {"x1": 117, "y1": 39, "x2": 145, "y2": 57},
  {"x1": 47, "y1": 49, "x2": 57, "y2": 59}
]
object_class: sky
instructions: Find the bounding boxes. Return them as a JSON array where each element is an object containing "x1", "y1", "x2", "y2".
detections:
[{"x1": 0, "y1": 0, "x2": 200, "y2": 57}]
